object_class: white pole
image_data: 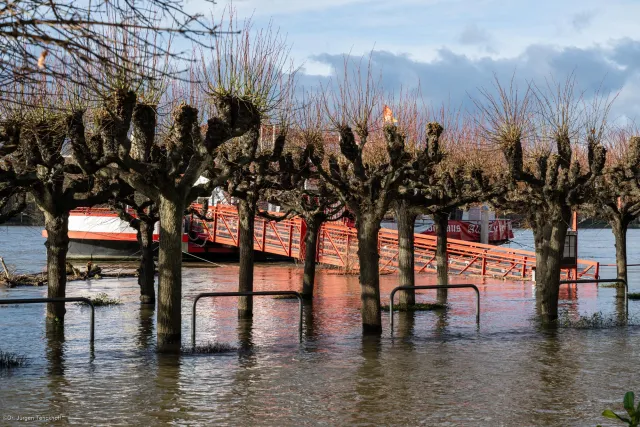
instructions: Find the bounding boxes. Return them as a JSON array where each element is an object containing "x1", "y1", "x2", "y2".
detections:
[{"x1": 272, "y1": 124, "x2": 276, "y2": 149}]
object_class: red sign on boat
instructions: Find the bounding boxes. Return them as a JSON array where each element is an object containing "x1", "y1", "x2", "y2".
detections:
[{"x1": 417, "y1": 220, "x2": 514, "y2": 243}]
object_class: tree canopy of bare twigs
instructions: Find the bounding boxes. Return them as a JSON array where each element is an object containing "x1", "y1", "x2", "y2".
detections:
[
  {"x1": 307, "y1": 58, "x2": 417, "y2": 333},
  {"x1": 0, "y1": 0, "x2": 225, "y2": 103},
  {"x1": 582, "y1": 126, "x2": 640, "y2": 285},
  {"x1": 394, "y1": 116, "x2": 504, "y2": 306},
  {"x1": 62, "y1": 17, "x2": 295, "y2": 351},
  {"x1": 0, "y1": 90, "x2": 121, "y2": 321}
]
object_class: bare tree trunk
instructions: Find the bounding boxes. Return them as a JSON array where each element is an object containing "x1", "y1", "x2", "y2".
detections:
[
  {"x1": 44, "y1": 211, "x2": 70, "y2": 321},
  {"x1": 395, "y1": 201, "x2": 416, "y2": 307},
  {"x1": 302, "y1": 215, "x2": 322, "y2": 300},
  {"x1": 138, "y1": 220, "x2": 156, "y2": 305},
  {"x1": 532, "y1": 210, "x2": 569, "y2": 326},
  {"x1": 434, "y1": 211, "x2": 449, "y2": 304},
  {"x1": 611, "y1": 217, "x2": 629, "y2": 286},
  {"x1": 157, "y1": 195, "x2": 185, "y2": 353},
  {"x1": 357, "y1": 213, "x2": 382, "y2": 334},
  {"x1": 237, "y1": 198, "x2": 256, "y2": 319}
]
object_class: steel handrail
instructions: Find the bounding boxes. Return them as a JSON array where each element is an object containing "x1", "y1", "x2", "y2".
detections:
[
  {"x1": 389, "y1": 285, "x2": 480, "y2": 331},
  {"x1": 0, "y1": 297, "x2": 95, "y2": 343},
  {"x1": 559, "y1": 278, "x2": 628, "y2": 316},
  {"x1": 191, "y1": 291, "x2": 303, "y2": 347}
]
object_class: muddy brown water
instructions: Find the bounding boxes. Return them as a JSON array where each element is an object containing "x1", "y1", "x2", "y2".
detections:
[{"x1": 1, "y1": 226, "x2": 640, "y2": 426}]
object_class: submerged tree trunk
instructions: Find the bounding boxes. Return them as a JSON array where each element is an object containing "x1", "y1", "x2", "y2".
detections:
[
  {"x1": 396, "y1": 201, "x2": 416, "y2": 307},
  {"x1": 357, "y1": 213, "x2": 382, "y2": 334},
  {"x1": 237, "y1": 198, "x2": 256, "y2": 319},
  {"x1": 434, "y1": 211, "x2": 449, "y2": 304},
  {"x1": 301, "y1": 215, "x2": 322, "y2": 300},
  {"x1": 157, "y1": 195, "x2": 185, "y2": 352},
  {"x1": 138, "y1": 220, "x2": 156, "y2": 305},
  {"x1": 611, "y1": 217, "x2": 629, "y2": 287},
  {"x1": 44, "y1": 211, "x2": 70, "y2": 321},
  {"x1": 532, "y1": 209, "x2": 570, "y2": 326}
]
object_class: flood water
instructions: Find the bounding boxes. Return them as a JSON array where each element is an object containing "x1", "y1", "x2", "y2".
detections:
[{"x1": 1, "y1": 226, "x2": 639, "y2": 426}]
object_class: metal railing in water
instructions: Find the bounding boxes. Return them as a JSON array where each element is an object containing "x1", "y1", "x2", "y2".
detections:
[
  {"x1": 559, "y1": 278, "x2": 628, "y2": 316},
  {"x1": 389, "y1": 285, "x2": 480, "y2": 331},
  {"x1": 191, "y1": 291, "x2": 303, "y2": 347},
  {"x1": 0, "y1": 297, "x2": 95, "y2": 343}
]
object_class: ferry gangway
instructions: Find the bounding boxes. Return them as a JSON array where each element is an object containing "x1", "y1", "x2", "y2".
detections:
[{"x1": 187, "y1": 204, "x2": 600, "y2": 281}]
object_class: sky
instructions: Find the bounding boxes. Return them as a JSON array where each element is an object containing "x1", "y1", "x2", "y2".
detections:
[{"x1": 196, "y1": 0, "x2": 640, "y2": 121}]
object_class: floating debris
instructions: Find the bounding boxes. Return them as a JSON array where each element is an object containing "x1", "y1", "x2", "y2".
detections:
[
  {"x1": 182, "y1": 342, "x2": 237, "y2": 354},
  {"x1": 381, "y1": 302, "x2": 448, "y2": 312},
  {"x1": 78, "y1": 293, "x2": 122, "y2": 307},
  {"x1": 0, "y1": 351, "x2": 27, "y2": 369}
]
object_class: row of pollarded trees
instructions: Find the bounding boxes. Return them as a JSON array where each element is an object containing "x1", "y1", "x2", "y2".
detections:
[
  {"x1": 0, "y1": 17, "x2": 295, "y2": 352},
  {"x1": 2, "y1": 27, "x2": 640, "y2": 347},
  {"x1": 276, "y1": 73, "x2": 640, "y2": 333}
]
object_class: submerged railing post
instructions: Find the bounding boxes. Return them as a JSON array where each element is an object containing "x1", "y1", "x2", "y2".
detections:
[
  {"x1": 192, "y1": 291, "x2": 303, "y2": 347},
  {"x1": 0, "y1": 297, "x2": 95, "y2": 343},
  {"x1": 389, "y1": 285, "x2": 480, "y2": 331},
  {"x1": 559, "y1": 278, "x2": 628, "y2": 317}
]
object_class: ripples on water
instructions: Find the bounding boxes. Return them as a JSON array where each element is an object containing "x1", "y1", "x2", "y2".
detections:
[{"x1": 1, "y1": 226, "x2": 639, "y2": 426}]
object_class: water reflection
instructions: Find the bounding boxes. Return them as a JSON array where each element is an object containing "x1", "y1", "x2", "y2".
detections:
[
  {"x1": 237, "y1": 317, "x2": 254, "y2": 355},
  {"x1": 527, "y1": 331, "x2": 583, "y2": 426},
  {"x1": 616, "y1": 287, "x2": 628, "y2": 324},
  {"x1": 45, "y1": 322, "x2": 70, "y2": 420},
  {"x1": 434, "y1": 308, "x2": 449, "y2": 334},
  {"x1": 137, "y1": 305, "x2": 155, "y2": 350},
  {"x1": 1, "y1": 254, "x2": 638, "y2": 425},
  {"x1": 394, "y1": 311, "x2": 415, "y2": 339},
  {"x1": 228, "y1": 318, "x2": 261, "y2": 426},
  {"x1": 353, "y1": 336, "x2": 385, "y2": 425},
  {"x1": 302, "y1": 300, "x2": 317, "y2": 341},
  {"x1": 153, "y1": 354, "x2": 185, "y2": 424},
  {"x1": 45, "y1": 322, "x2": 65, "y2": 377}
]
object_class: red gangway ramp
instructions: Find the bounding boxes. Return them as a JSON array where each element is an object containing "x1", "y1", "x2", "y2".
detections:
[{"x1": 190, "y1": 204, "x2": 599, "y2": 281}]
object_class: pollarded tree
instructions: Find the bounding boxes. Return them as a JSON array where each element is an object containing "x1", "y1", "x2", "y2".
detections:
[
  {"x1": 259, "y1": 97, "x2": 344, "y2": 300},
  {"x1": 69, "y1": 16, "x2": 293, "y2": 351},
  {"x1": 477, "y1": 77, "x2": 610, "y2": 325},
  {"x1": 221, "y1": 127, "x2": 288, "y2": 318},
  {"x1": 107, "y1": 93, "x2": 161, "y2": 306},
  {"x1": 308, "y1": 67, "x2": 413, "y2": 333},
  {"x1": 583, "y1": 130, "x2": 640, "y2": 285},
  {"x1": 69, "y1": 89, "x2": 261, "y2": 351},
  {"x1": 393, "y1": 120, "x2": 444, "y2": 307},
  {"x1": 310, "y1": 124, "x2": 410, "y2": 333},
  {"x1": 395, "y1": 120, "x2": 503, "y2": 306},
  {"x1": 3, "y1": 107, "x2": 121, "y2": 321},
  {"x1": 111, "y1": 189, "x2": 160, "y2": 305},
  {"x1": 197, "y1": 17, "x2": 296, "y2": 319},
  {"x1": 263, "y1": 174, "x2": 344, "y2": 300}
]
